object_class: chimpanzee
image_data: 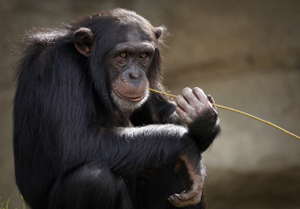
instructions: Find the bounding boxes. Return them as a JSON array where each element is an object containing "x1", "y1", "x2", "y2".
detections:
[{"x1": 13, "y1": 8, "x2": 220, "y2": 209}]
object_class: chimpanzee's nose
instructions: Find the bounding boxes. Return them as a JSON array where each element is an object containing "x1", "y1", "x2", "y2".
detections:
[
  {"x1": 130, "y1": 70, "x2": 141, "y2": 79},
  {"x1": 126, "y1": 67, "x2": 142, "y2": 82}
]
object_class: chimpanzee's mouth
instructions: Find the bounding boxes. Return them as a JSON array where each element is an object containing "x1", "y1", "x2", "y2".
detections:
[{"x1": 114, "y1": 90, "x2": 146, "y2": 102}]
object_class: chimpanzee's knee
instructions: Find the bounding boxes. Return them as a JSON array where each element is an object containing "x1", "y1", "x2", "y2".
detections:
[{"x1": 48, "y1": 163, "x2": 132, "y2": 209}]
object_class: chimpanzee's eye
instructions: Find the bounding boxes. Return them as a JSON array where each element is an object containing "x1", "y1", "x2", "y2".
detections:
[
  {"x1": 140, "y1": 53, "x2": 147, "y2": 58},
  {"x1": 120, "y1": 53, "x2": 127, "y2": 58}
]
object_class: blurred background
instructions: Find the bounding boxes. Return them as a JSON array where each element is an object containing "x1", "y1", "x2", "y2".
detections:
[{"x1": 1, "y1": 0, "x2": 300, "y2": 208}]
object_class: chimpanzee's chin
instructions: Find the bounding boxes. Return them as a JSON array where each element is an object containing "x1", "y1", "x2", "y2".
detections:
[{"x1": 111, "y1": 90, "x2": 149, "y2": 112}]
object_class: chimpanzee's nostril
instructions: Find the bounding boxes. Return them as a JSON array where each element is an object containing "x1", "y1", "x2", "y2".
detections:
[{"x1": 130, "y1": 71, "x2": 141, "y2": 79}]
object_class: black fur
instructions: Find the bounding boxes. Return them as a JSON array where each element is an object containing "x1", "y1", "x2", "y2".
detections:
[{"x1": 13, "y1": 8, "x2": 220, "y2": 209}]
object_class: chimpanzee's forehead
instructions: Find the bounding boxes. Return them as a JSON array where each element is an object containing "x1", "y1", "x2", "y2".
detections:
[
  {"x1": 124, "y1": 24, "x2": 154, "y2": 43},
  {"x1": 111, "y1": 13, "x2": 156, "y2": 42}
]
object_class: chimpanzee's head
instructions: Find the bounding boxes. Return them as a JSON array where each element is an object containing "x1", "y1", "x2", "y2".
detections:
[{"x1": 73, "y1": 9, "x2": 165, "y2": 113}]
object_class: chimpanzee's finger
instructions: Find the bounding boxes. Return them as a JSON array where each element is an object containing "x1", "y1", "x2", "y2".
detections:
[
  {"x1": 207, "y1": 94, "x2": 217, "y2": 110},
  {"x1": 192, "y1": 87, "x2": 213, "y2": 108},
  {"x1": 176, "y1": 94, "x2": 194, "y2": 114},
  {"x1": 207, "y1": 94, "x2": 215, "y2": 103},
  {"x1": 182, "y1": 87, "x2": 199, "y2": 107},
  {"x1": 175, "y1": 107, "x2": 193, "y2": 124}
]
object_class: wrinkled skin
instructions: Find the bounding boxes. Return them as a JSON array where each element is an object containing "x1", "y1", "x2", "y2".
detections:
[{"x1": 176, "y1": 87, "x2": 217, "y2": 125}]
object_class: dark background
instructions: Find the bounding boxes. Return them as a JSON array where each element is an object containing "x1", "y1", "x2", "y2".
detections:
[{"x1": 1, "y1": 0, "x2": 300, "y2": 208}]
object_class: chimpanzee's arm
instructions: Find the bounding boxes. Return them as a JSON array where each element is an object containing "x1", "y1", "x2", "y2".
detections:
[
  {"x1": 139, "y1": 87, "x2": 220, "y2": 207},
  {"x1": 86, "y1": 124, "x2": 201, "y2": 176}
]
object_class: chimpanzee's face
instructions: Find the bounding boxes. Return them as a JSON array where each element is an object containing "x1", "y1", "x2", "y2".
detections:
[
  {"x1": 74, "y1": 20, "x2": 163, "y2": 113},
  {"x1": 106, "y1": 28, "x2": 156, "y2": 112}
]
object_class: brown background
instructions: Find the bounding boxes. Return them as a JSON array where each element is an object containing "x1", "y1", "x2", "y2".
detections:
[{"x1": 1, "y1": 0, "x2": 300, "y2": 208}]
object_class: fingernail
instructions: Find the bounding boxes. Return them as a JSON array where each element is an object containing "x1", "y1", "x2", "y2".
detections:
[{"x1": 168, "y1": 196, "x2": 174, "y2": 201}]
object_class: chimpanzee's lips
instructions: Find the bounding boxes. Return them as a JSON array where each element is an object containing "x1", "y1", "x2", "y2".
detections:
[{"x1": 114, "y1": 90, "x2": 145, "y2": 102}]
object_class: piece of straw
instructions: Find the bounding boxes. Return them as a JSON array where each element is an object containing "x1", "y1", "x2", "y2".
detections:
[{"x1": 148, "y1": 88, "x2": 300, "y2": 140}]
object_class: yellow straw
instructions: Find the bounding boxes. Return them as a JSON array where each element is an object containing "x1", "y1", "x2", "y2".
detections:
[{"x1": 148, "y1": 88, "x2": 300, "y2": 140}]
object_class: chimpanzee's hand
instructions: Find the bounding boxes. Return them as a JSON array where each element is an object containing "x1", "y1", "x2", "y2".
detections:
[
  {"x1": 168, "y1": 155, "x2": 206, "y2": 207},
  {"x1": 175, "y1": 87, "x2": 218, "y2": 125},
  {"x1": 168, "y1": 87, "x2": 219, "y2": 207}
]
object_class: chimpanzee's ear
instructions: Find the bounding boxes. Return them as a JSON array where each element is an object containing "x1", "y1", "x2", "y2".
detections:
[
  {"x1": 74, "y1": 27, "x2": 95, "y2": 57},
  {"x1": 154, "y1": 26, "x2": 166, "y2": 40}
]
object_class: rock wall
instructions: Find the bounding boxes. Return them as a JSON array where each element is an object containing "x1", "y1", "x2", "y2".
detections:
[{"x1": 1, "y1": 0, "x2": 299, "y2": 208}]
